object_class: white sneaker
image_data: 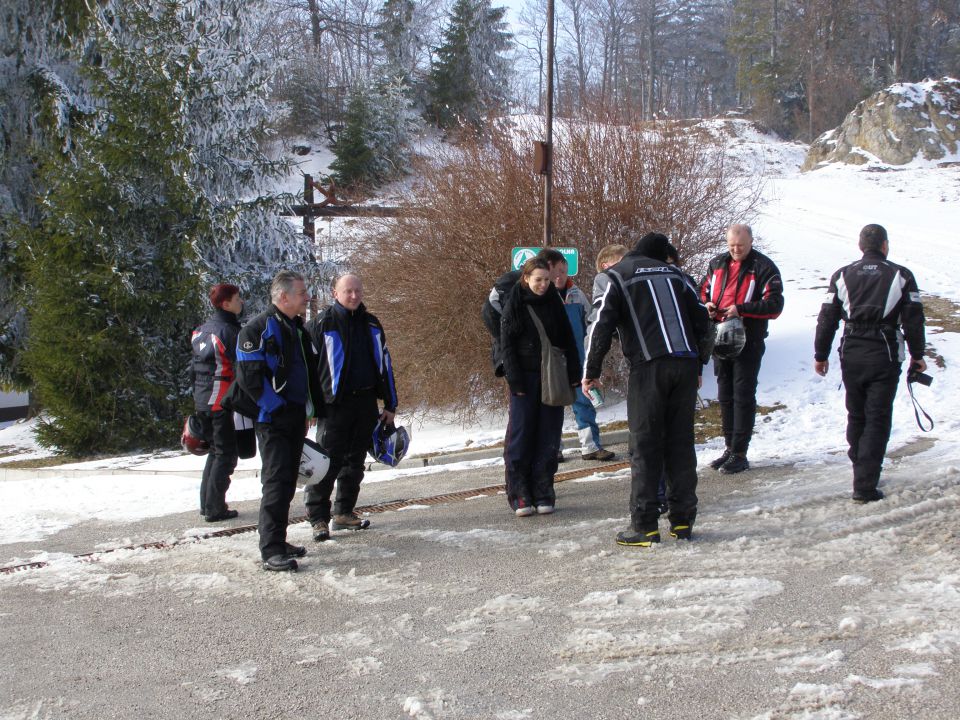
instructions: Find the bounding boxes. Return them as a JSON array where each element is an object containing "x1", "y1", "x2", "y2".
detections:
[
  {"x1": 515, "y1": 506, "x2": 535, "y2": 517},
  {"x1": 536, "y1": 505, "x2": 555, "y2": 515}
]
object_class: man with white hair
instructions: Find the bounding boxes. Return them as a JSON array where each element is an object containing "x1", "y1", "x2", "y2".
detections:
[
  {"x1": 700, "y1": 224, "x2": 784, "y2": 475},
  {"x1": 227, "y1": 270, "x2": 322, "y2": 572}
]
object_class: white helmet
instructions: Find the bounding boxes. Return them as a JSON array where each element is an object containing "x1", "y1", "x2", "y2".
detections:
[
  {"x1": 714, "y1": 317, "x2": 746, "y2": 359},
  {"x1": 299, "y1": 437, "x2": 331, "y2": 484}
]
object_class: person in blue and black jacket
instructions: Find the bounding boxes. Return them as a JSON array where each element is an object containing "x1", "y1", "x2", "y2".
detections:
[
  {"x1": 303, "y1": 273, "x2": 399, "y2": 542},
  {"x1": 225, "y1": 271, "x2": 322, "y2": 572}
]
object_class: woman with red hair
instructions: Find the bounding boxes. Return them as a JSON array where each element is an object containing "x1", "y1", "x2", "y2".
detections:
[{"x1": 191, "y1": 283, "x2": 244, "y2": 521}]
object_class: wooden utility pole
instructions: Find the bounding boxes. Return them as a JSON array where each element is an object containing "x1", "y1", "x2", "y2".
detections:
[{"x1": 543, "y1": 0, "x2": 555, "y2": 247}]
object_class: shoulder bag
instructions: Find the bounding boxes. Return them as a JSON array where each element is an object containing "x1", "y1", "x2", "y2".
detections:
[{"x1": 527, "y1": 306, "x2": 576, "y2": 407}]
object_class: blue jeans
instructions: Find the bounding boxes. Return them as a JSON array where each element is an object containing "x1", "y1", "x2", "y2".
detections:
[{"x1": 570, "y1": 386, "x2": 601, "y2": 452}]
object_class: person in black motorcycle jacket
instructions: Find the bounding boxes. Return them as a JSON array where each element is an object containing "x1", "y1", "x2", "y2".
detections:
[
  {"x1": 302, "y1": 273, "x2": 399, "y2": 541},
  {"x1": 225, "y1": 271, "x2": 323, "y2": 572},
  {"x1": 814, "y1": 224, "x2": 927, "y2": 503}
]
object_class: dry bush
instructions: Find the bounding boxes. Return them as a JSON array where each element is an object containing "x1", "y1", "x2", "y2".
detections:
[{"x1": 355, "y1": 118, "x2": 762, "y2": 421}]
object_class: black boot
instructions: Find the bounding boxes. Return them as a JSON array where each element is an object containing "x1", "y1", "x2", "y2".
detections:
[
  {"x1": 719, "y1": 453, "x2": 750, "y2": 475},
  {"x1": 284, "y1": 543, "x2": 307, "y2": 558},
  {"x1": 852, "y1": 489, "x2": 884, "y2": 503},
  {"x1": 263, "y1": 555, "x2": 298, "y2": 572},
  {"x1": 205, "y1": 508, "x2": 239, "y2": 522},
  {"x1": 709, "y1": 448, "x2": 732, "y2": 470},
  {"x1": 615, "y1": 528, "x2": 661, "y2": 547}
]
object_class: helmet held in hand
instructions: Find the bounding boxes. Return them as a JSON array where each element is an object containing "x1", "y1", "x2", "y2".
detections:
[
  {"x1": 713, "y1": 317, "x2": 746, "y2": 359},
  {"x1": 370, "y1": 420, "x2": 411, "y2": 467},
  {"x1": 299, "y1": 437, "x2": 331, "y2": 484},
  {"x1": 181, "y1": 415, "x2": 210, "y2": 456}
]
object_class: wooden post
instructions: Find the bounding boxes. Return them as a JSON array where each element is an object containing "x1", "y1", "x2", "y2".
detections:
[
  {"x1": 543, "y1": 0, "x2": 555, "y2": 247},
  {"x1": 303, "y1": 174, "x2": 316, "y2": 244}
]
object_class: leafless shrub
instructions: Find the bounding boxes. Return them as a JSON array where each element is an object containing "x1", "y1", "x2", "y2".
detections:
[{"x1": 354, "y1": 117, "x2": 762, "y2": 421}]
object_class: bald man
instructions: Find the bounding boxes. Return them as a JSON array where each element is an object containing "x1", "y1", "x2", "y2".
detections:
[
  {"x1": 700, "y1": 224, "x2": 784, "y2": 474},
  {"x1": 303, "y1": 273, "x2": 399, "y2": 540}
]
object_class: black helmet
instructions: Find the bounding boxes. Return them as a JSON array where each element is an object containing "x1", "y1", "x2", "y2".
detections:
[
  {"x1": 713, "y1": 317, "x2": 746, "y2": 359},
  {"x1": 181, "y1": 415, "x2": 210, "y2": 456}
]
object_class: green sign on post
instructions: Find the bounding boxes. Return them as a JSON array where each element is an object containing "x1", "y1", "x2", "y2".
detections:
[{"x1": 511, "y1": 247, "x2": 579, "y2": 276}]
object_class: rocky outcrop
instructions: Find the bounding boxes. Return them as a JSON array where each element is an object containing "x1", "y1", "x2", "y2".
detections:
[{"x1": 803, "y1": 77, "x2": 960, "y2": 170}]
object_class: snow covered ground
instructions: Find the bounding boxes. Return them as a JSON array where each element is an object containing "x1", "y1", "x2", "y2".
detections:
[{"x1": 1, "y1": 129, "x2": 959, "y2": 719}]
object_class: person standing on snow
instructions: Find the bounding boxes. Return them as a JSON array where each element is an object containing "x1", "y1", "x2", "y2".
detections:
[
  {"x1": 500, "y1": 258, "x2": 581, "y2": 516},
  {"x1": 226, "y1": 271, "x2": 322, "y2": 572},
  {"x1": 554, "y1": 257, "x2": 615, "y2": 461},
  {"x1": 191, "y1": 283, "x2": 243, "y2": 522},
  {"x1": 303, "y1": 273, "x2": 399, "y2": 542},
  {"x1": 700, "y1": 224, "x2": 784, "y2": 475},
  {"x1": 814, "y1": 224, "x2": 927, "y2": 503},
  {"x1": 583, "y1": 233, "x2": 712, "y2": 547}
]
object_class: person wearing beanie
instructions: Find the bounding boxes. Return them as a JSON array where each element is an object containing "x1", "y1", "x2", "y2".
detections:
[
  {"x1": 583, "y1": 232, "x2": 712, "y2": 547},
  {"x1": 190, "y1": 283, "x2": 243, "y2": 522}
]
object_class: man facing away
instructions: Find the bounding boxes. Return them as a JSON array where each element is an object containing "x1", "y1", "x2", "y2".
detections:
[
  {"x1": 700, "y1": 224, "x2": 784, "y2": 475},
  {"x1": 303, "y1": 273, "x2": 399, "y2": 541},
  {"x1": 583, "y1": 233, "x2": 712, "y2": 547},
  {"x1": 814, "y1": 224, "x2": 927, "y2": 503},
  {"x1": 227, "y1": 271, "x2": 322, "y2": 572}
]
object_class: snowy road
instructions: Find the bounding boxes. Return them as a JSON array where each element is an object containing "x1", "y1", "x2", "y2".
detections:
[{"x1": 2, "y1": 437, "x2": 959, "y2": 720}]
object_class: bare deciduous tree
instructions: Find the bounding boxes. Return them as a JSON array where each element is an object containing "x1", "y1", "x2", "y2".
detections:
[{"x1": 353, "y1": 116, "x2": 761, "y2": 420}]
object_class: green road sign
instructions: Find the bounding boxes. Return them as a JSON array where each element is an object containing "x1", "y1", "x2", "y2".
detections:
[{"x1": 511, "y1": 247, "x2": 579, "y2": 276}]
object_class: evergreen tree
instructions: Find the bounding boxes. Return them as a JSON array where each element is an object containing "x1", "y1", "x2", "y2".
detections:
[
  {"x1": 376, "y1": 0, "x2": 418, "y2": 86},
  {"x1": 21, "y1": 1, "x2": 203, "y2": 454},
  {"x1": 371, "y1": 77, "x2": 418, "y2": 179},
  {"x1": 330, "y1": 86, "x2": 378, "y2": 188},
  {"x1": 727, "y1": 0, "x2": 798, "y2": 135},
  {"x1": 0, "y1": 0, "x2": 92, "y2": 390},
  {"x1": 178, "y1": 0, "x2": 316, "y2": 305},
  {"x1": 428, "y1": 0, "x2": 513, "y2": 129},
  {"x1": 330, "y1": 78, "x2": 418, "y2": 189},
  {"x1": 5, "y1": 0, "x2": 318, "y2": 453}
]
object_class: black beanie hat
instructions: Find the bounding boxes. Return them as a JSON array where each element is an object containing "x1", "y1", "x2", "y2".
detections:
[{"x1": 633, "y1": 232, "x2": 671, "y2": 262}]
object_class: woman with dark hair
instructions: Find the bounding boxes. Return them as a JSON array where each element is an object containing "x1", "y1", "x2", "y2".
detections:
[
  {"x1": 500, "y1": 258, "x2": 581, "y2": 516},
  {"x1": 191, "y1": 283, "x2": 243, "y2": 521}
]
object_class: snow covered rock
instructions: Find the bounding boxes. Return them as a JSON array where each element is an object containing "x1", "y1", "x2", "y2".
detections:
[{"x1": 803, "y1": 77, "x2": 960, "y2": 170}]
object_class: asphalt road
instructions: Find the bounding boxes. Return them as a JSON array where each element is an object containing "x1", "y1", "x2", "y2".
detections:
[{"x1": 2, "y1": 438, "x2": 958, "y2": 720}]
